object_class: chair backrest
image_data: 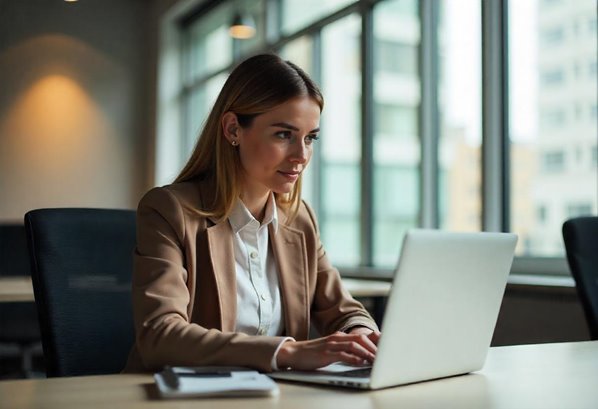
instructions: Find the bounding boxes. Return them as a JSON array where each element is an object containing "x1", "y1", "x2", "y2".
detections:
[
  {"x1": 0, "y1": 224, "x2": 31, "y2": 277},
  {"x1": 25, "y1": 208, "x2": 136, "y2": 377},
  {"x1": 562, "y1": 216, "x2": 598, "y2": 340},
  {"x1": 0, "y1": 224, "x2": 40, "y2": 344}
]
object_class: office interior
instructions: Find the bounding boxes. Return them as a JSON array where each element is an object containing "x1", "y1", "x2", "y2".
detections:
[{"x1": 0, "y1": 0, "x2": 596, "y2": 380}]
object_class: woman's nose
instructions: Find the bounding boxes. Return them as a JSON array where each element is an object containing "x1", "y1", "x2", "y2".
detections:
[{"x1": 289, "y1": 139, "x2": 309, "y2": 164}]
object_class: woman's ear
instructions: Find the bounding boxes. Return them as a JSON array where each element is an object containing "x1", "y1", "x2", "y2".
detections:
[{"x1": 221, "y1": 112, "x2": 240, "y2": 146}]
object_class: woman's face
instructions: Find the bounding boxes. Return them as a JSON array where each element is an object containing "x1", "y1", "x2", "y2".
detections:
[{"x1": 226, "y1": 96, "x2": 321, "y2": 197}]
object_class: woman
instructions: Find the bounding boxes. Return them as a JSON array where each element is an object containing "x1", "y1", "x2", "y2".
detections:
[{"x1": 124, "y1": 54, "x2": 379, "y2": 373}]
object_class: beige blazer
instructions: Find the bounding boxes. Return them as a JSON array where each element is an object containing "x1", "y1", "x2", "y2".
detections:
[{"x1": 124, "y1": 178, "x2": 377, "y2": 373}]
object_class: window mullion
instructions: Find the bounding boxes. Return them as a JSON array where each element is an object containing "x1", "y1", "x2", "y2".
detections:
[
  {"x1": 419, "y1": 0, "x2": 440, "y2": 229},
  {"x1": 481, "y1": 0, "x2": 510, "y2": 232},
  {"x1": 360, "y1": 1, "x2": 374, "y2": 267}
]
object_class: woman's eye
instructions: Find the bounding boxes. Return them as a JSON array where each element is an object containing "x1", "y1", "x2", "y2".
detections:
[
  {"x1": 305, "y1": 134, "x2": 319, "y2": 144},
  {"x1": 274, "y1": 131, "x2": 292, "y2": 139}
]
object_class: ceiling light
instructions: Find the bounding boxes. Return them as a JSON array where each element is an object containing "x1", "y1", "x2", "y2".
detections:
[{"x1": 229, "y1": 11, "x2": 256, "y2": 39}]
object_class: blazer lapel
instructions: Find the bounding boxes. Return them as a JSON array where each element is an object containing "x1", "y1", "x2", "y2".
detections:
[
  {"x1": 206, "y1": 221, "x2": 237, "y2": 332},
  {"x1": 270, "y1": 223, "x2": 310, "y2": 340}
]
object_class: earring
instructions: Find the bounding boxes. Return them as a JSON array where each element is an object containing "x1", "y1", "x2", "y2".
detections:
[{"x1": 231, "y1": 140, "x2": 239, "y2": 146}]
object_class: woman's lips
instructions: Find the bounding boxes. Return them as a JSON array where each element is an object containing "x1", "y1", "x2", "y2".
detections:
[{"x1": 278, "y1": 170, "x2": 300, "y2": 181}]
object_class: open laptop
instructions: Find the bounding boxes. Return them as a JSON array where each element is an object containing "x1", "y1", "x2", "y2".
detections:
[{"x1": 269, "y1": 229, "x2": 517, "y2": 390}]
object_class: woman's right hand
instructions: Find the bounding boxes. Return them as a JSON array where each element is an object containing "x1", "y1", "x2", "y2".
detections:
[{"x1": 275, "y1": 331, "x2": 379, "y2": 371}]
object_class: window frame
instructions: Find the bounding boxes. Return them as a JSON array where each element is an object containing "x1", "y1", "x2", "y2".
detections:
[{"x1": 160, "y1": 0, "x2": 583, "y2": 278}]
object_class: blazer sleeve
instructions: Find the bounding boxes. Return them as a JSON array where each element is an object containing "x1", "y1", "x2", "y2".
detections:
[
  {"x1": 131, "y1": 187, "x2": 288, "y2": 372},
  {"x1": 302, "y1": 202, "x2": 379, "y2": 335}
]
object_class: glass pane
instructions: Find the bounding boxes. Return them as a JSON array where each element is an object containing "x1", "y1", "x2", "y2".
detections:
[
  {"x1": 438, "y1": 0, "x2": 482, "y2": 232},
  {"x1": 187, "y1": 3, "x2": 233, "y2": 83},
  {"x1": 320, "y1": 15, "x2": 361, "y2": 267},
  {"x1": 184, "y1": 74, "x2": 228, "y2": 156},
  {"x1": 281, "y1": 0, "x2": 354, "y2": 34},
  {"x1": 279, "y1": 37, "x2": 317, "y2": 206},
  {"x1": 509, "y1": 0, "x2": 597, "y2": 256},
  {"x1": 373, "y1": 0, "x2": 421, "y2": 267}
]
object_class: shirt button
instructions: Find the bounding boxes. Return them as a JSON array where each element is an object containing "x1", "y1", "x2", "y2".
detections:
[
  {"x1": 260, "y1": 294, "x2": 267, "y2": 301},
  {"x1": 250, "y1": 251, "x2": 258, "y2": 259}
]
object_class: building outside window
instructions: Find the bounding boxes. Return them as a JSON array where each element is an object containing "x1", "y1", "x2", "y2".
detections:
[{"x1": 509, "y1": 0, "x2": 597, "y2": 257}]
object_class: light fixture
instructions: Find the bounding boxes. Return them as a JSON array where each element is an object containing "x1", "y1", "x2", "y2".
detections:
[
  {"x1": 229, "y1": 11, "x2": 256, "y2": 39},
  {"x1": 64, "y1": 0, "x2": 78, "y2": 2}
]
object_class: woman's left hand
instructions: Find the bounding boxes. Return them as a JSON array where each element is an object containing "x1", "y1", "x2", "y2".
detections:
[{"x1": 348, "y1": 326, "x2": 381, "y2": 346}]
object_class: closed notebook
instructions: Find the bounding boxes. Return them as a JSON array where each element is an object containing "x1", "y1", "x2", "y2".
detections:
[{"x1": 154, "y1": 366, "x2": 279, "y2": 398}]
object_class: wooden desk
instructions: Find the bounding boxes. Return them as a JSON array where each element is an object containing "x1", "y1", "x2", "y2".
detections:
[
  {"x1": 0, "y1": 277, "x2": 34, "y2": 303},
  {"x1": 0, "y1": 341, "x2": 595, "y2": 409}
]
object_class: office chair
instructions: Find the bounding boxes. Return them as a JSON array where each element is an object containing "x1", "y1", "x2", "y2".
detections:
[
  {"x1": 0, "y1": 224, "x2": 42, "y2": 378},
  {"x1": 562, "y1": 216, "x2": 598, "y2": 340},
  {"x1": 25, "y1": 208, "x2": 136, "y2": 377}
]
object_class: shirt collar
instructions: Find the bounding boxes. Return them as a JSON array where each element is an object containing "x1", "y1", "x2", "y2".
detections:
[{"x1": 228, "y1": 193, "x2": 278, "y2": 234}]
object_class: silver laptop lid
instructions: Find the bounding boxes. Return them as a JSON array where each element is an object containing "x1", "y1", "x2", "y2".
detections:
[{"x1": 370, "y1": 229, "x2": 517, "y2": 389}]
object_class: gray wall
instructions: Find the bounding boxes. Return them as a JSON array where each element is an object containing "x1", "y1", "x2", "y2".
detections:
[{"x1": 0, "y1": 0, "x2": 151, "y2": 221}]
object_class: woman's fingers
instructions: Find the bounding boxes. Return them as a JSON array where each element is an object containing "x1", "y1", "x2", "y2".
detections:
[
  {"x1": 367, "y1": 331, "x2": 381, "y2": 345},
  {"x1": 276, "y1": 331, "x2": 382, "y2": 370},
  {"x1": 330, "y1": 351, "x2": 370, "y2": 366},
  {"x1": 329, "y1": 332, "x2": 377, "y2": 355}
]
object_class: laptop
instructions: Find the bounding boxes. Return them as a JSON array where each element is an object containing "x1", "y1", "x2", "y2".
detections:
[{"x1": 269, "y1": 229, "x2": 517, "y2": 390}]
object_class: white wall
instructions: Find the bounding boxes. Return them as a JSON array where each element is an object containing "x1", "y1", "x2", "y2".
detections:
[{"x1": 0, "y1": 0, "x2": 151, "y2": 221}]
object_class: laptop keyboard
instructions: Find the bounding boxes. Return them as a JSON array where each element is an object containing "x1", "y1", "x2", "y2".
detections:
[{"x1": 319, "y1": 367, "x2": 372, "y2": 378}]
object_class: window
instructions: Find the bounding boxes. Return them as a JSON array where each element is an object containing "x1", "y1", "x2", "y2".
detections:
[
  {"x1": 171, "y1": 0, "x2": 596, "y2": 275},
  {"x1": 540, "y1": 109, "x2": 566, "y2": 127},
  {"x1": 537, "y1": 206, "x2": 547, "y2": 223},
  {"x1": 375, "y1": 40, "x2": 418, "y2": 76},
  {"x1": 438, "y1": 0, "x2": 482, "y2": 233},
  {"x1": 542, "y1": 151, "x2": 565, "y2": 172},
  {"x1": 541, "y1": 26, "x2": 564, "y2": 44},
  {"x1": 372, "y1": 0, "x2": 421, "y2": 267},
  {"x1": 509, "y1": 0, "x2": 597, "y2": 257},
  {"x1": 375, "y1": 103, "x2": 418, "y2": 137},
  {"x1": 319, "y1": 14, "x2": 362, "y2": 266},
  {"x1": 566, "y1": 203, "x2": 593, "y2": 218},
  {"x1": 281, "y1": 0, "x2": 354, "y2": 34},
  {"x1": 541, "y1": 69, "x2": 565, "y2": 86}
]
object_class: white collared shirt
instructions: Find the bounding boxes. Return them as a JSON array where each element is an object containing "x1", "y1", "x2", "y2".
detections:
[{"x1": 228, "y1": 194, "x2": 285, "y2": 338}]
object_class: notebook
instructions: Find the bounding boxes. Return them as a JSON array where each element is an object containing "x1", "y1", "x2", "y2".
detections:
[
  {"x1": 269, "y1": 229, "x2": 517, "y2": 390},
  {"x1": 154, "y1": 366, "x2": 279, "y2": 398}
]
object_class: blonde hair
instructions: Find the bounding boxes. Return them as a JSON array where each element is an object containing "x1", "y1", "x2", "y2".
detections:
[{"x1": 175, "y1": 54, "x2": 324, "y2": 223}]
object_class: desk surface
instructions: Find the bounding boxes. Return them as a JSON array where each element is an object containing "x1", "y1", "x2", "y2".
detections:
[
  {"x1": 0, "y1": 341, "x2": 596, "y2": 409},
  {"x1": 0, "y1": 277, "x2": 34, "y2": 302}
]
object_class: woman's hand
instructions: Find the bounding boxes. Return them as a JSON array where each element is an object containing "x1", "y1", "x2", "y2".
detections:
[{"x1": 276, "y1": 330, "x2": 381, "y2": 371}]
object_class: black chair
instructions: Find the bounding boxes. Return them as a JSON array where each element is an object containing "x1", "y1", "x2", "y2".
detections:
[
  {"x1": 25, "y1": 209, "x2": 136, "y2": 377},
  {"x1": 0, "y1": 224, "x2": 42, "y2": 378},
  {"x1": 562, "y1": 216, "x2": 598, "y2": 340}
]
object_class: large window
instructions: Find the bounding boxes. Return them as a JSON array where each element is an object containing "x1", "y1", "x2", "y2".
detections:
[
  {"x1": 438, "y1": 0, "x2": 482, "y2": 233},
  {"x1": 319, "y1": 15, "x2": 362, "y2": 266},
  {"x1": 509, "y1": 0, "x2": 598, "y2": 257},
  {"x1": 373, "y1": 0, "x2": 420, "y2": 267},
  {"x1": 173, "y1": 0, "x2": 597, "y2": 276}
]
